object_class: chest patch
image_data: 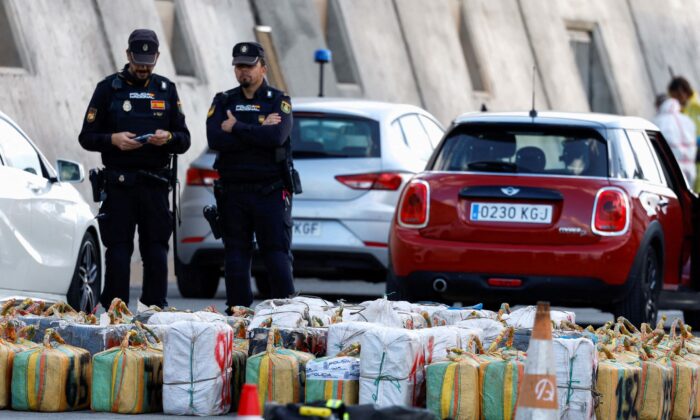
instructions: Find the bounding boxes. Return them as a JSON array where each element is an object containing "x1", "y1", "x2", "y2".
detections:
[
  {"x1": 151, "y1": 100, "x2": 165, "y2": 110},
  {"x1": 129, "y1": 92, "x2": 155, "y2": 99},
  {"x1": 235, "y1": 104, "x2": 261, "y2": 112}
]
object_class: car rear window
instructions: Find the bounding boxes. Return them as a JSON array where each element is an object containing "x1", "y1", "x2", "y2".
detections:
[
  {"x1": 291, "y1": 114, "x2": 380, "y2": 159},
  {"x1": 430, "y1": 125, "x2": 608, "y2": 177}
]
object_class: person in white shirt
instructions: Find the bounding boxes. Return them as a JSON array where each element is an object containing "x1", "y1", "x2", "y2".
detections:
[{"x1": 654, "y1": 96, "x2": 697, "y2": 187}]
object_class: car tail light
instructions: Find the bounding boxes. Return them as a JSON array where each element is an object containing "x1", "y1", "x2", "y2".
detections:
[
  {"x1": 592, "y1": 187, "x2": 629, "y2": 235},
  {"x1": 186, "y1": 168, "x2": 219, "y2": 186},
  {"x1": 487, "y1": 278, "x2": 523, "y2": 287},
  {"x1": 335, "y1": 172, "x2": 404, "y2": 190},
  {"x1": 398, "y1": 180, "x2": 430, "y2": 228}
]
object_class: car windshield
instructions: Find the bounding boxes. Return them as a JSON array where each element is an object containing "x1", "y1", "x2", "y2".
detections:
[
  {"x1": 431, "y1": 125, "x2": 608, "y2": 177},
  {"x1": 291, "y1": 114, "x2": 380, "y2": 159}
]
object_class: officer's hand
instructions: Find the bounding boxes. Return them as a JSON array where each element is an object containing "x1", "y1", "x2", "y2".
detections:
[
  {"x1": 262, "y1": 113, "x2": 281, "y2": 126},
  {"x1": 111, "y1": 132, "x2": 141, "y2": 151},
  {"x1": 221, "y1": 110, "x2": 237, "y2": 133},
  {"x1": 149, "y1": 129, "x2": 171, "y2": 146}
]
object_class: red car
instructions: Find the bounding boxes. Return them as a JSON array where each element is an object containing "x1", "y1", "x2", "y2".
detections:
[{"x1": 388, "y1": 112, "x2": 700, "y2": 325}]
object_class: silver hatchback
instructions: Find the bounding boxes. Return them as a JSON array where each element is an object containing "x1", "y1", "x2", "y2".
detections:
[{"x1": 175, "y1": 98, "x2": 443, "y2": 297}]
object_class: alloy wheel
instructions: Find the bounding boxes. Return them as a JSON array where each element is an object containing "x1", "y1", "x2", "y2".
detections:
[{"x1": 77, "y1": 240, "x2": 99, "y2": 312}]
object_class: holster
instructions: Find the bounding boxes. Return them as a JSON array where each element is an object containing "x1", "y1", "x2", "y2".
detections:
[
  {"x1": 88, "y1": 168, "x2": 106, "y2": 202},
  {"x1": 203, "y1": 180, "x2": 225, "y2": 240}
]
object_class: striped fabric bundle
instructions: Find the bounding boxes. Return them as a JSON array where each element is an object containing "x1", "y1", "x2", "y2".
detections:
[
  {"x1": 230, "y1": 346, "x2": 247, "y2": 412},
  {"x1": 0, "y1": 322, "x2": 37, "y2": 409},
  {"x1": 595, "y1": 347, "x2": 643, "y2": 420},
  {"x1": 613, "y1": 347, "x2": 673, "y2": 420},
  {"x1": 246, "y1": 328, "x2": 315, "y2": 412},
  {"x1": 660, "y1": 344, "x2": 698, "y2": 420},
  {"x1": 162, "y1": 321, "x2": 234, "y2": 416},
  {"x1": 11, "y1": 329, "x2": 91, "y2": 412},
  {"x1": 91, "y1": 330, "x2": 163, "y2": 413},
  {"x1": 425, "y1": 349, "x2": 481, "y2": 420},
  {"x1": 305, "y1": 355, "x2": 360, "y2": 405}
]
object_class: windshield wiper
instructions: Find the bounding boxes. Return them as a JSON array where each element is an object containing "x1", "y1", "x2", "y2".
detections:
[{"x1": 467, "y1": 161, "x2": 517, "y2": 173}]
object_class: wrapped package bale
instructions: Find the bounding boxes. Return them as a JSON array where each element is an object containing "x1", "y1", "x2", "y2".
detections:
[
  {"x1": 660, "y1": 344, "x2": 699, "y2": 420},
  {"x1": 162, "y1": 321, "x2": 234, "y2": 416},
  {"x1": 456, "y1": 318, "x2": 505, "y2": 348},
  {"x1": 503, "y1": 305, "x2": 575, "y2": 329},
  {"x1": 326, "y1": 322, "x2": 374, "y2": 357},
  {"x1": 425, "y1": 347, "x2": 481, "y2": 420},
  {"x1": 359, "y1": 326, "x2": 423, "y2": 407},
  {"x1": 15, "y1": 315, "x2": 60, "y2": 344},
  {"x1": 553, "y1": 336, "x2": 598, "y2": 420},
  {"x1": 230, "y1": 345, "x2": 248, "y2": 413},
  {"x1": 228, "y1": 318, "x2": 249, "y2": 353},
  {"x1": 477, "y1": 342, "x2": 526, "y2": 420},
  {"x1": 355, "y1": 298, "x2": 424, "y2": 329},
  {"x1": 147, "y1": 310, "x2": 226, "y2": 325},
  {"x1": 51, "y1": 321, "x2": 135, "y2": 355},
  {"x1": 334, "y1": 304, "x2": 371, "y2": 323},
  {"x1": 246, "y1": 328, "x2": 315, "y2": 412},
  {"x1": 431, "y1": 307, "x2": 496, "y2": 327},
  {"x1": 595, "y1": 347, "x2": 643, "y2": 420},
  {"x1": 410, "y1": 303, "x2": 449, "y2": 319},
  {"x1": 0, "y1": 322, "x2": 38, "y2": 409},
  {"x1": 91, "y1": 330, "x2": 163, "y2": 413},
  {"x1": 11, "y1": 329, "x2": 91, "y2": 412},
  {"x1": 249, "y1": 301, "x2": 309, "y2": 329},
  {"x1": 248, "y1": 326, "x2": 327, "y2": 357},
  {"x1": 417, "y1": 326, "x2": 463, "y2": 365},
  {"x1": 305, "y1": 348, "x2": 360, "y2": 405}
]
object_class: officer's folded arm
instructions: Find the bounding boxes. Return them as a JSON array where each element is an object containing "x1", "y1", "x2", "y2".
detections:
[{"x1": 230, "y1": 118, "x2": 291, "y2": 149}]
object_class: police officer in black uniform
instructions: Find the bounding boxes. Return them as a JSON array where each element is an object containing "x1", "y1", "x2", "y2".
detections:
[
  {"x1": 207, "y1": 42, "x2": 295, "y2": 309},
  {"x1": 79, "y1": 29, "x2": 190, "y2": 309}
]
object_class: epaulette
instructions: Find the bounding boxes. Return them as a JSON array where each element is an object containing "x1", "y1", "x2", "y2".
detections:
[
  {"x1": 215, "y1": 91, "x2": 231, "y2": 104},
  {"x1": 152, "y1": 74, "x2": 171, "y2": 91},
  {"x1": 111, "y1": 76, "x2": 123, "y2": 91}
]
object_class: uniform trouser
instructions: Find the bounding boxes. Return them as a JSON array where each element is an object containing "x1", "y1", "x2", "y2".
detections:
[
  {"x1": 220, "y1": 186, "x2": 294, "y2": 308},
  {"x1": 97, "y1": 180, "x2": 172, "y2": 308}
]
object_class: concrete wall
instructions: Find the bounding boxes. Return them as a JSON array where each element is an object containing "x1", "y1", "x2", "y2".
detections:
[{"x1": 0, "y1": 0, "x2": 698, "y2": 203}]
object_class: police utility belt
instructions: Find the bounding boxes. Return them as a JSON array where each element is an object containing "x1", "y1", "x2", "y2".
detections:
[{"x1": 89, "y1": 167, "x2": 171, "y2": 202}]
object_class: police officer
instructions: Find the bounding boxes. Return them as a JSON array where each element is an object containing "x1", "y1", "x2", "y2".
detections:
[
  {"x1": 79, "y1": 29, "x2": 190, "y2": 308},
  {"x1": 207, "y1": 42, "x2": 295, "y2": 309}
]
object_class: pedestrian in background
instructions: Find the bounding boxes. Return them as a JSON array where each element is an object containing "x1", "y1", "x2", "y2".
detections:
[
  {"x1": 79, "y1": 29, "x2": 190, "y2": 309},
  {"x1": 206, "y1": 42, "x2": 295, "y2": 310},
  {"x1": 668, "y1": 76, "x2": 700, "y2": 190},
  {"x1": 654, "y1": 95, "x2": 697, "y2": 187}
]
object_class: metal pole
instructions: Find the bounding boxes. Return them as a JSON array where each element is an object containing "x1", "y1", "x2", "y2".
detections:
[{"x1": 318, "y1": 62, "x2": 325, "y2": 97}]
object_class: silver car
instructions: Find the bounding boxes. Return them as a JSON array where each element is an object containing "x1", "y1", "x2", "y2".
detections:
[{"x1": 175, "y1": 98, "x2": 444, "y2": 297}]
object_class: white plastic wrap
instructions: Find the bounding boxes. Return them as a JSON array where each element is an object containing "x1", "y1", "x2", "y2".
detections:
[
  {"x1": 396, "y1": 311, "x2": 428, "y2": 329},
  {"x1": 431, "y1": 308, "x2": 496, "y2": 326},
  {"x1": 409, "y1": 303, "x2": 449, "y2": 320},
  {"x1": 162, "y1": 321, "x2": 234, "y2": 416},
  {"x1": 359, "y1": 326, "x2": 423, "y2": 407},
  {"x1": 455, "y1": 318, "x2": 505, "y2": 348},
  {"x1": 147, "y1": 311, "x2": 226, "y2": 325},
  {"x1": 416, "y1": 326, "x2": 462, "y2": 364},
  {"x1": 326, "y1": 321, "x2": 375, "y2": 356},
  {"x1": 504, "y1": 306, "x2": 575, "y2": 329},
  {"x1": 307, "y1": 356, "x2": 360, "y2": 381},
  {"x1": 356, "y1": 298, "x2": 404, "y2": 328},
  {"x1": 249, "y1": 301, "x2": 308, "y2": 329},
  {"x1": 554, "y1": 337, "x2": 597, "y2": 420}
]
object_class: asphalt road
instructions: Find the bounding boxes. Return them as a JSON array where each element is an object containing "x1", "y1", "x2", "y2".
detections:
[{"x1": 2, "y1": 277, "x2": 688, "y2": 419}]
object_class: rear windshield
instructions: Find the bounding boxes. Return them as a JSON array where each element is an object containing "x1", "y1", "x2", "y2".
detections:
[
  {"x1": 431, "y1": 125, "x2": 608, "y2": 177},
  {"x1": 291, "y1": 114, "x2": 380, "y2": 159}
]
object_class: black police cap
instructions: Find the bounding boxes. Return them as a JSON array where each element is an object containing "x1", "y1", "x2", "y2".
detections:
[
  {"x1": 232, "y1": 42, "x2": 265, "y2": 66},
  {"x1": 128, "y1": 29, "x2": 159, "y2": 65}
]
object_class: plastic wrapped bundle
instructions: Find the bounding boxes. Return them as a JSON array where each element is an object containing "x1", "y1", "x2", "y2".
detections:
[
  {"x1": 15, "y1": 315, "x2": 60, "y2": 344},
  {"x1": 147, "y1": 310, "x2": 226, "y2": 325},
  {"x1": 397, "y1": 311, "x2": 428, "y2": 329},
  {"x1": 417, "y1": 326, "x2": 463, "y2": 365},
  {"x1": 11, "y1": 329, "x2": 92, "y2": 412},
  {"x1": 305, "y1": 350, "x2": 360, "y2": 405},
  {"x1": 0, "y1": 322, "x2": 37, "y2": 409},
  {"x1": 456, "y1": 318, "x2": 505, "y2": 348},
  {"x1": 410, "y1": 303, "x2": 449, "y2": 320},
  {"x1": 553, "y1": 337, "x2": 598, "y2": 420},
  {"x1": 230, "y1": 346, "x2": 247, "y2": 412},
  {"x1": 52, "y1": 322, "x2": 136, "y2": 355},
  {"x1": 229, "y1": 318, "x2": 249, "y2": 353},
  {"x1": 431, "y1": 307, "x2": 496, "y2": 327},
  {"x1": 660, "y1": 344, "x2": 699, "y2": 420},
  {"x1": 246, "y1": 328, "x2": 315, "y2": 412},
  {"x1": 162, "y1": 321, "x2": 234, "y2": 416},
  {"x1": 326, "y1": 322, "x2": 374, "y2": 356},
  {"x1": 91, "y1": 330, "x2": 163, "y2": 413},
  {"x1": 477, "y1": 346, "x2": 526, "y2": 419},
  {"x1": 249, "y1": 301, "x2": 309, "y2": 329},
  {"x1": 248, "y1": 327, "x2": 327, "y2": 357},
  {"x1": 426, "y1": 348, "x2": 481, "y2": 420},
  {"x1": 595, "y1": 347, "x2": 643, "y2": 420},
  {"x1": 503, "y1": 305, "x2": 575, "y2": 329},
  {"x1": 359, "y1": 326, "x2": 423, "y2": 407}
]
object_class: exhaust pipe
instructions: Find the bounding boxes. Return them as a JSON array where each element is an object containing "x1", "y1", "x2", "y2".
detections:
[{"x1": 432, "y1": 277, "x2": 448, "y2": 293}]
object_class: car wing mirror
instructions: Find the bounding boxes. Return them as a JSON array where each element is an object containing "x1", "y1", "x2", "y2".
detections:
[{"x1": 56, "y1": 159, "x2": 85, "y2": 183}]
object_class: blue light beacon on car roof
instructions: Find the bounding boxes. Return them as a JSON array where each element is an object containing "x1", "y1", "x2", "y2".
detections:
[{"x1": 315, "y1": 49, "x2": 332, "y2": 97}]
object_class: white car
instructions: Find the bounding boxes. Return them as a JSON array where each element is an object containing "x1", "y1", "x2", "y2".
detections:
[
  {"x1": 176, "y1": 98, "x2": 444, "y2": 297},
  {"x1": 0, "y1": 111, "x2": 102, "y2": 311}
]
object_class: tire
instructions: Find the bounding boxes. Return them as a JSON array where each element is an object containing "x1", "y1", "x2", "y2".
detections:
[
  {"x1": 67, "y1": 232, "x2": 101, "y2": 313},
  {"x1": 253, "y1": 271, "x2": 271, "y2": 299},
  {"x1": 176, "y1": 263, "x2": 220, "y2": 298},
  {"x1": 614, "y1": 247, "x2": 661, "y2": 326},
  {"x1": 385, "y1": 263, "x2": 407, "y2": 301}
]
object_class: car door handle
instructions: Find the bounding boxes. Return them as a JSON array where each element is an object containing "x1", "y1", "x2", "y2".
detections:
[{"x1": 658, "y1": 197, "x2": 669, "y2": 207}]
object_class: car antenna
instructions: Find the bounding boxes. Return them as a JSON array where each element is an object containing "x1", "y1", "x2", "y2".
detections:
[{"x1": 529, "y1": 64, "x2": 537, "y2": 118}]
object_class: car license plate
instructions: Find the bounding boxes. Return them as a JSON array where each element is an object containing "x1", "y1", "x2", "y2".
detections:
[
  {"x1": 293, "y1": 220, "x2": 322, "y2": 236},
  {"x1": 470, "y1": 202, "x2": 552, "y2": 223}
]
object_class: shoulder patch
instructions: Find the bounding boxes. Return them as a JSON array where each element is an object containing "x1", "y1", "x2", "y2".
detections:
[
  {"x1": 86, "y1": 107, "x2": 97, "y2": 123},
  {"x1": 207, "y1": 104, "x2": 216, "y2": 118},
  {"x1": 281, "y1": 100, "x2": 291, "y2": 114}
]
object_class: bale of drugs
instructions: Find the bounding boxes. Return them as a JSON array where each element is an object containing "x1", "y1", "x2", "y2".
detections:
[
  {"x1": 11, "y1": 329, "x2": 91, "y2": 412},
  {"x1": 248, "y1": 326, "x2": 327, "y2": 357},
  {"x1": 305, "y1": 345, "x2": 360, "y2": 405},
  {"x1": 0, "y1": 322, "x2": 37, "y2": 409}
]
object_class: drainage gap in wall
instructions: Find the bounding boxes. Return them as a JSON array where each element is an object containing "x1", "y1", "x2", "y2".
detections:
[
  {"x1": 156, "y1": 0, "x2": 198, "y2": 79},
  {"x1": 0, "y1": 0, "x2": 25, "y2": 71}
]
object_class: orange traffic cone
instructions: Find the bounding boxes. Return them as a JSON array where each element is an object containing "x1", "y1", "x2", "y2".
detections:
[
  {"x1": 236, "y1": 383, "x2": 263, "y2": 420},
  {"x1": 515, "y1": 302, "x2": 559, "y2": 419}
]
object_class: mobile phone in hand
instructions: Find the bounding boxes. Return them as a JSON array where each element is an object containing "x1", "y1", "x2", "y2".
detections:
[{"x1": 133, "y1": 133, "x2": 154, "y2": 144}]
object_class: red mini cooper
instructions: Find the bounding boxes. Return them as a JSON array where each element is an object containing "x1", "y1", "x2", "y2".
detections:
[{"x1": 388, "y1": 111, "x2": 700, "y2": 325}]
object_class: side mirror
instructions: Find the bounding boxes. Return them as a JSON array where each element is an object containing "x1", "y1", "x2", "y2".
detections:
[{"x1": 56, "y1": 159, "x2": 84, "y2": 183}]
